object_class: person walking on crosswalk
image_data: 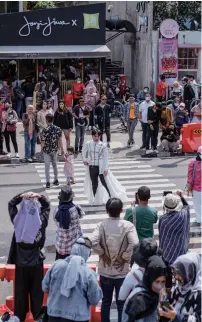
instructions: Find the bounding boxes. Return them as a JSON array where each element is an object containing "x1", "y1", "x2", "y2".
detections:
[
  {"x1": 123, "y1": 95, "x2": 139, "y2": 148},
  {"x1": 82, "y1": 129, "x2": 128, "y2": 205},
  {"x1": 41, "y1": 114, "x2": 64, "y2": 189}
]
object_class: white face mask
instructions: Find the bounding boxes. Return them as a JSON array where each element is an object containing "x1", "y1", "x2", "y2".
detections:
[
  {"x1": 144, "y1": 89, "x2": 148, "y2": 93},
  {"x1": 67, "y1": 90, "x2": 71, "y2": 94},
  {"x1": 77, "y1": 79, "x2": 81, "y2": 83},
  {"x1": 145, "y1": 97, "x2": 151, "y2": 101}
]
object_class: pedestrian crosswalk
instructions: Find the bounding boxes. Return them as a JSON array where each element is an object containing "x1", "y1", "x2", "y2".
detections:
[{"x1": 34, "y1": 158, "x2": 201, "y2": 264}]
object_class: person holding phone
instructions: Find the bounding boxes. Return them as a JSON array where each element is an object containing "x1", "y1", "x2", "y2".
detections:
[
  {"x1": 158, "y1": 191, "x2": 190, "y2": 291},
  {"x1": 159, "y1": 252, "x2": 201, "y2": 322}
]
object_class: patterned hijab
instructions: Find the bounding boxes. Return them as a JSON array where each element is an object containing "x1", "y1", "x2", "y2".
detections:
[{"x1": 172, "y1": 252, "x2": 201, "y2": 295}]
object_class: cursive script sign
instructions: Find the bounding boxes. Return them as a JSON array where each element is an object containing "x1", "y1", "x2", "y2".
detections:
[{"x1": 19, "y1": 16, "x2": 78, "y2": 37}]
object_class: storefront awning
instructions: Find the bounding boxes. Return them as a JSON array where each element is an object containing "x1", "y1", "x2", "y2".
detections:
[{"x1": 0, "y1": 45, "x2": 111, "y2": 59}]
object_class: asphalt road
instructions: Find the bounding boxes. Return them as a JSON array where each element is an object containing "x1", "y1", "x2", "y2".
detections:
[{"x1": 0, "y1": 119, "x2": 196, "y2": 305}]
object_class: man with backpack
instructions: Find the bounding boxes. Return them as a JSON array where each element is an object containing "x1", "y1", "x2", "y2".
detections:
[
  {"x1": 12, "y1": 77, "x2": 25, "y2": 118},
  {"x1": 91, "y1": 198, "x2": 138, "y2": 322}
]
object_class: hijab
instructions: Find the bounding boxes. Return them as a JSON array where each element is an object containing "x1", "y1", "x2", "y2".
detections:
[
  {"x1": 171, "y1": 252, "x2": 201, "y2": 295},
  {"x1": 60, "y1": 238, "x2": 91, "y2": 298},
  {"x1": 126, "y1": 255, "x2": 166, "y2": 321}
]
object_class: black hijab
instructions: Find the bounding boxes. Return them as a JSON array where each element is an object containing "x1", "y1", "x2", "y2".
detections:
[{"x1": 126, "y1": 255, "x2": 166, "y2": 321}]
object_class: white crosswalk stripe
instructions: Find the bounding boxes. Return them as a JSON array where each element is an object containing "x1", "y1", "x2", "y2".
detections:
[{"x1": 33, "y1": 158, "x2": 201, "y2": 264}]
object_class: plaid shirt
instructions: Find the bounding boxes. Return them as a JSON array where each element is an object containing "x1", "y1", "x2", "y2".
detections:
[{"x1": 54, "y1": 204, "x2": 85, "y2": 255}]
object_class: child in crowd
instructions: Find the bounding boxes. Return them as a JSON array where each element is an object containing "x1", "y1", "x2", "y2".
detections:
[
  {"x1": 63, "y1": 146, "x2": 75, "y2": 185},
  {"x1": 64, "y1": 89, "x2": 73, "y2": 112}
]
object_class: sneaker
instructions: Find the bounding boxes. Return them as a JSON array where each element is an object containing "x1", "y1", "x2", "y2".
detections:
[
  {"x1": 0, "y1": 150, "x2": 7, "y2": 155},
  {"x1": 32, "y1": 156, "x2": 37, "y2": 161},
  {"x1": 131, "y1": 140, "x2": 135, "y2": 145},
  {"x1": 6, "y1": 153, "x2": 11, "y2": 158},
  {"x1": 58, "y1": 151, "x2": 61, "y2": 156},
  {"x1": 140, "y1": 145, "x2": 146, "y2": 149},
  {"x1": 127, "y1": 143, "x2": 131, "y2": 148},
  {"x1": 70, "y1": 180, "x2": 75, "y2": 184},
  {"x1": 46, "y1": 182, "x2": 50, "y2": 189},
  {"x1": 53, "y1": 179, "x2": 59, "y2": 186},
  {"x1": 79, "y1": 147, "x2": 82, "y2": 153},
  {"x1": 15, "y1": 153, "x2": 20, "y2": 158},
  {"x1": 107, "y1": 143, "x2": 110, "y2": 148},
  {"x1": 27, "y1": 158, "x2": 33, "y2": 163}
]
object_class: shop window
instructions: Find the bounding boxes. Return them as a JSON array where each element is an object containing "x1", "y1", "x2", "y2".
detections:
[
  {"x1": 0, "y1": 60, "x2": 17, "y2": 80},
  {"x1": 38, "y1": 59, "x2": 59, "y2": 82},
  {"x1": 19, "y1": 59, "x2": 36, "y2": 81},
  {"x1": 84, "y1": 59, "x2": 99, "y2": 83},
  {"x1": 61, "y1": 59, "x2": 82, "y2": 81},
  {"x1": 178, "y1": 48, "x2": 198, "y2": 69}
]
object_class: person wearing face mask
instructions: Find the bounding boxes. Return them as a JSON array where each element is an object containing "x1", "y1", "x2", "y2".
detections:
[
  {"x1": 72, "y1": 77, "x2": 85, "y2": 106},
  {"x1": 123, "y1": 255, "x2": 166, "y2": 322},
  {"x1": 139, "y1": 93, "x2": 155, "y2": 149},
  {"x1": 147, "y1": 104, "x2": 161, "y2": 152},
  {"x1": 1, "y1": 101, "x2": 19, "y2": 158},
  {"x1": 159, "y1": 252, "x2": 201, "y2": 322},
  {"x1": 175, "y1": 103, "x2": 189, "y2": 136},
  {"x1": 137, "y1": 86, "x2": 150, "y2": 103}
]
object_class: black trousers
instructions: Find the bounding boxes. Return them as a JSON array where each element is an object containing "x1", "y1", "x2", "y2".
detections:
[
  {"x1": 147, "y1": 123, "x2": 159, "y2": 150},
  {"x1": 49, "y1": 317, "x2": 89, "y2": 322},
  {"x1": 141, "y1": 122, "x2": 150, "y2": 148},
  {"x1": 89, "y1": 166, "x2": 111, "y2": 197},
  {"x1": 99, "y1": 126, "x2": 111, "y2": 143},
  {"x1": 0, "y1": 126, "x2": 4, "y2": 152},
  {"x1": 3, "y1": 128, "x2": 18, "y2": 153},
  {"x1": 14, "y1": 263, "x2": 44, "y2": 321}
]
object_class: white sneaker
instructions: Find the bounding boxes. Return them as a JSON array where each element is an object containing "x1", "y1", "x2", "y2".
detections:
[
  {"x1": 6, "y1": 153, "x2": 11, "y2": 158},
  {"x1": 15, "y1": 153, "x2": 20, "y2": 158}
]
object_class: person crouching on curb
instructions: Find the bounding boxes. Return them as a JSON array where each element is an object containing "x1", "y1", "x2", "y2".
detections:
[
  {"x1": 42, "y1": 237, "x2": 103, "y2": 322},
  {"x1": 8, "y1": 191, "x2": 50, "y2": 322}
]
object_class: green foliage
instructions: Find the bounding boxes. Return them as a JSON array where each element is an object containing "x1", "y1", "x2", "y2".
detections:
[
  {"x1": 153, "y1": 1, "x2": 201, "y2": 30},
  {"x1": 26, "y1": 1, "x2": 56, "y2": 11}
]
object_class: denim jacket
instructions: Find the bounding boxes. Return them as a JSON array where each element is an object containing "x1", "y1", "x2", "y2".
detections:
[
  {"x1": 42, "y1": 257, "x2": 102, "y2": 321},
  {"x1": 123, "y1": 102, "x2": 139, "y2": 121}
]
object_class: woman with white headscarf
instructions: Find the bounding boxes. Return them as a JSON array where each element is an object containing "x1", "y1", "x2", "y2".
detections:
[
  {"x1": 42, "y1": 237, "x2": 102, "y2": 322},
  {"x1": 159, "y1": 252, "x2": 201, "y2": 322}
]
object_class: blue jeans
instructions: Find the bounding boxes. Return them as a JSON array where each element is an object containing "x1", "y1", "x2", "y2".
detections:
[
  {"x1": 100, "y1": 275, "x2": 125, "y2": 322},
  {"x1": 24, "y1": 131, "x2": 37, "y2": 159},
  {"x1": 16, "y1": 100, "x2": 22, "y2": 118}
]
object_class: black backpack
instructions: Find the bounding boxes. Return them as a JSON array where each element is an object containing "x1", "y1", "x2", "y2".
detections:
[{"x1": 14, "y1": 81, "x2": 25, "y2": 100}]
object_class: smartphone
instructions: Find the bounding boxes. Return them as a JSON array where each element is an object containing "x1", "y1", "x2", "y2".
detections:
[
  {"x1": 163, "y1": 191, "x2": 172, "y2": 197},
  {"x1": 161, "y1": 300, "x2": 171, "y2": 310}
]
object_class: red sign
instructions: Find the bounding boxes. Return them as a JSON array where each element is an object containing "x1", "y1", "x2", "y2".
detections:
[{"x1": 159, "y1": 38, "x2": 178, "y2": 85}]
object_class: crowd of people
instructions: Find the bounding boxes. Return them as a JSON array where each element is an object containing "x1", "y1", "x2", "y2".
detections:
[
  {"x1": 0, "y1": 74, "x2": 201, "y2": 160},
  {"x1": 7, "y1": 173, "x2": 201, "y2": 322}
]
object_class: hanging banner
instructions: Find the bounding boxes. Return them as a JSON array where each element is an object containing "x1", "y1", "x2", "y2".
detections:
[{"x1": 159, "y1": 38, "x2": 178, "y2": 86}]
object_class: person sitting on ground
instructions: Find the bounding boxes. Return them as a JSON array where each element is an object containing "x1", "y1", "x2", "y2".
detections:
[
  {"x1": 119, "y1": 238, "x2": 159, "y2": 302},
  {"x1": 159, "y1": 252, "x2": 201, "y2": 322},
  {"x1": 124, "y1": 186, "x2": 158, "y2": 241},
  {"x1": 123, "y1": 255, "x2": 167, "y2": 322},
  {"x1": 42, "y1": 237, "x2": 103, "y2": 322},
  {"x1": 8, "y1": 191, "x2": 50, "y2": 322},
  {"x1": 175, "y1": 102, "x2": 189, "y2": 136},
  {"x1": 160, "y1": 123, "x2": 179, "y2": 152},
  {"x1": 54, "y1": 186, "x2": 85, "y2": 260},
  {"x1": 91, "y1": 197, "x2": 138, "y2": 322}
]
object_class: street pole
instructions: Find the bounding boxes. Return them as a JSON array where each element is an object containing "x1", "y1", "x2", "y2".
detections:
[{"x1": 18, "y1": 1, "x2": 23, "y2": 12}]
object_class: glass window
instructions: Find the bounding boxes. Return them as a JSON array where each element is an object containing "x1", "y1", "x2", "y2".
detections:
[
  {"x1": 19, "y1": 59, "x2": 36, "y2": 81},
  {"x1": 178, "y1": 48, "x2": 198, "y2": 69},
  {"x1": 38, "y1": 59, "x2": 59, "y2": 82},
  {"x1": 0, "y1": 60, "x2": 17, "y2": 80},
  {"x1": 61, "y1": 59, "x2": 82, "y2": 81},
  {"x1": 84, "y1": 59, "x2": 99, "y2": 83}
]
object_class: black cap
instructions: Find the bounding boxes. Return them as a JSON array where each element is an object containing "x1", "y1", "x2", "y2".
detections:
[
  {"x1": 58, "y1": 186, "x2": 74, "y2": 203},
  {"x1": 130, "y1": 238, "x2": 158, "y2": 268}
]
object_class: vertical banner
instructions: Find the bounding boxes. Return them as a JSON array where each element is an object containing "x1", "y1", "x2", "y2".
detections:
[{"x1": 159, "y1": 38, "x2": 178, "y2": 86}]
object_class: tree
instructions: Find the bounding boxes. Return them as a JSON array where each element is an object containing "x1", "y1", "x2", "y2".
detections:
[
  {"x1": 153, "y1": 1, "x2": 201, "y2": 30},
  {"x1": 26, "y1": 1, "x2": 56, "y2": 11}
]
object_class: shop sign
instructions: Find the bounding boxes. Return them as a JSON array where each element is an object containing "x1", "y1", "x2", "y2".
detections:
[
  {"x1": 160, "y1": 19, "x2": 179, "y2": 39},
  {"x1": 159, "y1": 38, "x2": 178, "y2": 85},
  {"x1": 0, "y1": 3, "x2": 105, "y2": 46}
]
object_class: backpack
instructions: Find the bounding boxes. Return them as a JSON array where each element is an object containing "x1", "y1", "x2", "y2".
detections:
[{"x1": 14, "y1": 82, "x2": 25, "y2": 100}]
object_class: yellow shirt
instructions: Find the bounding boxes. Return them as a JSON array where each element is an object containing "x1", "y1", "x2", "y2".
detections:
[{"x1": 129, "y1": 104, "x2": 136, "y2": 119}]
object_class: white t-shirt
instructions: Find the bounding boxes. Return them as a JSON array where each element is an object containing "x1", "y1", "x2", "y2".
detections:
[{"x1": 139, "y1": 100, "x2": 155, "y2": 123}]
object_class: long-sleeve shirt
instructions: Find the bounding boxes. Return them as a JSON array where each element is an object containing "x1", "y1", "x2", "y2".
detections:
[
  {"x1": 147, "y1": 107, "x2": 160, "y2": 124},
  {"x1": 187, "y1": 160, "x2": 201, "y2": 192},
  {"x1": 158, "y1": 197, "x2": 190, "y2": 265},
  {"x1": 82, "y1": 140, "x2": 109, "y2": 173}
]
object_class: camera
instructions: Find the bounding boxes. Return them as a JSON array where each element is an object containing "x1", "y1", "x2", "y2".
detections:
[
  {"x1": 107, "y1": 5, "x2": 113, "y2": 13},
  {"x1": 163, "y1": 191, "x2": 172, "y2": 197}
]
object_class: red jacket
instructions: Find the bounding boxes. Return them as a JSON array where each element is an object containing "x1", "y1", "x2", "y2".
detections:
[{"x1": 72, "y1": 83, "x2": 85, "y2": 99}]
